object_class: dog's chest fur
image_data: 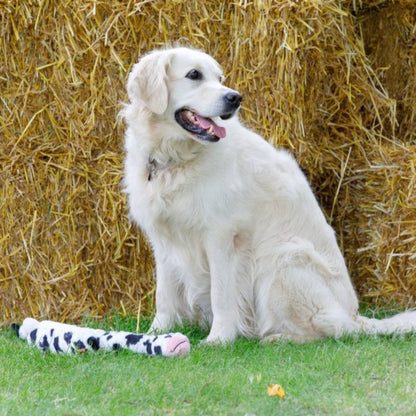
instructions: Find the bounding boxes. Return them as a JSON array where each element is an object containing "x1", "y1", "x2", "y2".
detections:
[{"x1": 144, "y1": 146, "x2": 234, "y2": 233}]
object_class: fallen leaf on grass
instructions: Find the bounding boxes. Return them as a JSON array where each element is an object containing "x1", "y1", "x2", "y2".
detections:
[{"x1": 267, "y1": 384, "x2": 285, "y2": 399}]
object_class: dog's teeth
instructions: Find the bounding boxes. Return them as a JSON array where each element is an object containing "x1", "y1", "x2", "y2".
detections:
[{"x1": 185, "y1": 110, "x2": 194, "y2": 121}]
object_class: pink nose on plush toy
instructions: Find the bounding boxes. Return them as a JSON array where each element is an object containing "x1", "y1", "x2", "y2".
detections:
[{"x1": 165, "y1": 333, "x2": 191, "y2": 357}]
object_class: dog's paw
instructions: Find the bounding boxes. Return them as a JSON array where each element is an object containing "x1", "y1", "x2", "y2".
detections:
[
  {"x1": 200, "y1": 336, "x2": 229, "y2": 346},
  {"x1": 202, "y1": 330, "x2": 237, "y2": 346},
  {"x1": 261, "y1": 333, "x2": 316, "y2": 344},
  {"x1": 260, "y1": 333, "x2": 287, "y2": 345},
  {"x1": 202, "y1": 320, "x2": 239, "y2": 345},
  {"x1": 148, "y1": 314, "x2": 175, "y2": 334}
]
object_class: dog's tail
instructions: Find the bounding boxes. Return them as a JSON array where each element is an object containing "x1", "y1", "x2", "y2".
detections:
[{"x1": 356, "y1": 310, "x2": 416, "y2": 336}]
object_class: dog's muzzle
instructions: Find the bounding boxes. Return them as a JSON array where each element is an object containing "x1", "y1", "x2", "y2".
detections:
[{"x1": 175, "y1": 91, "x2": 242, "y2": 142}]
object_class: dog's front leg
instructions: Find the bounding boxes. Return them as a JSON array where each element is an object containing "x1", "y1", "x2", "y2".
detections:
[
  {"x1": 204, "y1": 236, "x2": 243, "y2": 344},
  {"x1": 149, "y1": 248, "x2": 186, "y2": 333}
]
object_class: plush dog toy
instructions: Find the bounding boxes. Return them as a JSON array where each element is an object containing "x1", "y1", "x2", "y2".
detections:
[{"x1": 11, "y1": 318, "x2": 190, "y2": 357}]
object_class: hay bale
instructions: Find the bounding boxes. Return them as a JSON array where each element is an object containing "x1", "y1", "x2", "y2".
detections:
[
  {"x1": 1, "y1": 0, "x2": 415, "y2": 324},
  {"x1": 346, "y1": 0, "x2": 416, "y2": 305},
  {"x1": 1, "y1": 0, "x2": 155, "y2": 323},
  {"x1": 358, "y1": 1, "x2": 416, "y2": 142}
]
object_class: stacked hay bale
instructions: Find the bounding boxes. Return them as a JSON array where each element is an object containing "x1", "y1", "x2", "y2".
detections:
[
  {"x1": 348, "y1": 0, "x2": 416, "y2": 305},
  {"x1": 1, "y1": 0, "x2": 415, "y2": 323}
]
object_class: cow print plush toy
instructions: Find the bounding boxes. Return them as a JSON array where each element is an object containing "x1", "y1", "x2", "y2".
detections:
[{"x1": 11, "y1": 318, "x2": 190, "y2": 357}]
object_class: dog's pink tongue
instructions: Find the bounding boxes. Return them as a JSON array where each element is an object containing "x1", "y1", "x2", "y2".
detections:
[{"x1": 196, "y1": 115, "x2": 226, "y2": 139}]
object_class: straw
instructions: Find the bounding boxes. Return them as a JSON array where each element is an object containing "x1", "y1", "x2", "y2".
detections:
[{"x1": 1, "y1": 0, "x2": 415, "y2": 324}]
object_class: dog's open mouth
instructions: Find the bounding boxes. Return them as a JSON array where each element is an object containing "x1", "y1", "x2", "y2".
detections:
[{"x1": 175, "y1": 109, "x2": 230, "y2": 142}]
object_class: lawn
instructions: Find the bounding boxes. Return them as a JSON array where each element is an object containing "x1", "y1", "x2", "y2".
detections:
[{"x1": 1, "y1": 315, "x2": 416, "y2": 416}]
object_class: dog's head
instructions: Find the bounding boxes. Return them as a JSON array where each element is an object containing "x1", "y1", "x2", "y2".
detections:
[{"x1": 126, "y1": 47, "x2": 242, "y2": 143}]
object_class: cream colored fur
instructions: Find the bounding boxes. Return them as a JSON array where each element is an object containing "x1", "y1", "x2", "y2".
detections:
[{"x1": 122, "y1": 47, "x2": 416, "y2": 344}]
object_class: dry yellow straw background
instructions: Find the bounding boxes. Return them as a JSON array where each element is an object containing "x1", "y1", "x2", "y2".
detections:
[{"x1": 1, "y1": 0, "x2": 415, "y2": 324}]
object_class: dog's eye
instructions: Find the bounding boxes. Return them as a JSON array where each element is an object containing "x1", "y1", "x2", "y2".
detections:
[{"x1": 186, "y1": 69, "x2": 202, "y2": 80}]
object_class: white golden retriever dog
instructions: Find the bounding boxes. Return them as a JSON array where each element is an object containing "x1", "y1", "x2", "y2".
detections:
[{"x1": 122, "y1": 47, "x2": 416, "y2": 344}]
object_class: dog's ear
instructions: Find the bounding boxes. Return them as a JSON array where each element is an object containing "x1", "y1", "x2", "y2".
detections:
[{"x1": 127, "y1": 51, "x2": 170, "y2": 114}]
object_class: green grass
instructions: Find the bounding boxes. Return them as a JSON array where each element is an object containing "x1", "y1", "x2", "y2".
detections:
[{"x1": 2, "y1": 315, "x2": 416, "y2": 416}]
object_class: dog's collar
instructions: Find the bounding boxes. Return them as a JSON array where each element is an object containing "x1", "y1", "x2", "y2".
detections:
[
  {"x1": 147, "y1": 144, "x2": 200, "y2": 181},
  {"x1": 147, "y1": 153, "x2": 174, "y2": 181},
  {"x1": 147, "y1": 154, "x2": 158, "y2": 181}
]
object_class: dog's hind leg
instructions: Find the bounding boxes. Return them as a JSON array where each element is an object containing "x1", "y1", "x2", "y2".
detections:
[{"x1": 257, "y1": 262, "x2": 360, "y2": 343}]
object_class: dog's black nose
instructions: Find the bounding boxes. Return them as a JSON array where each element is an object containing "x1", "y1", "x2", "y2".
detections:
[{"x1": 224, "y1": 91, "x2": 242, "y2": 108}]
